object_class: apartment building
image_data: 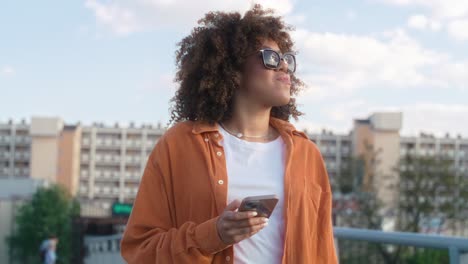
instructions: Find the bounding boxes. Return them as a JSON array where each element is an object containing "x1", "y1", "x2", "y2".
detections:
[
  {"x1": 400, "y1": 134, "x2": 468, "y2": 175},
  {"x1": 1, "y1": 113, "x2": 467, "y2": 219},
  {"x1": 0, "y1": 118, "x2": 165, "y2": 217},
  {"x1": 78, "y1": 123, "x2": 164, "y2": 216},
  {"x1": 308, "y1": 132, "x2": 353, "y2": 188},
  {"x1": 0, "y1": 119, "x2": 31, "y2": 178}
]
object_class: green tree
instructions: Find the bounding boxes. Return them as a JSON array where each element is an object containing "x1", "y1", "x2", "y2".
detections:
[
  {"x1": 334, "y1": 146, "x2": 468, "y2": 263},
  {"x1": 335, "y1": 141, "x2": 384, "y2": 230},
  {"x1": 397, "y1": 154, "x2": 462, "y2": 234},
  {"x1": 7, "y1": 184, "x2": 80, "y2": 264}
]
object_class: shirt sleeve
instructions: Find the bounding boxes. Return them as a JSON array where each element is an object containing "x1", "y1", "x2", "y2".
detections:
[{"x1": 120, "y1": 138, "x2": 229, "y2": 263}]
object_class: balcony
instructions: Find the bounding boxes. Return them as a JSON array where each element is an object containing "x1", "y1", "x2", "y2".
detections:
[
  {"x1": 14, "y1": 136, "x2": 31, "y2": 145},
  {"x1": 124, "y1": 172, "x2": 140, "y2": 182},
  {"x1": 125, "y1": 156, "x2": 141, "y2": 165},
  {"x1": 95, "y1": 139, "x2": 121, "y2": 150},
  {"x1": 0, "y1": 135, "x2": 11, "y2": 144},
  {"x1": 95, "y1": 155, "x2": 121, "y2": 165},
  {"x1": 94, "y1": 171, "x2": 120, "y2": 182},
  {"x1": 124, "y1": 187, "x2": 138, "y2": 196},
  {"x1": 126, "y1": 140, "x2": 142, "y2": 149},
  {"x1": 81, "y1": 170, "x2": 89, "y2": 178},
  {"x1": 14, "y1": 152, "x2": 30, "y2": 161},
  {"x1": 13, "y1": 168, "x2": 26, "y2": 176},
  {"x1": 94, "y1": 188, "x2": 118, "y2": 198},
  {"x1": 0, "y1": 167, "x2": 10, "y2": 175},
  {"x1": 0, "y1": 152, "x2": 11, "y2": 160},
  {"x1": 82, "y1": 138, "x2": 91, "y2": 146},
  {"x1": 146, "y1": 140, "x2": 156, "y2": 148},
  {"x1": 79, "y1": 186, "x2": 88, "y2": 195},
  {"x1": 341, "y1": 147, "x2": 351, "y2": 155},
  {"x1": 81, "y1": 154, "x2": 89, "y2": 163}
]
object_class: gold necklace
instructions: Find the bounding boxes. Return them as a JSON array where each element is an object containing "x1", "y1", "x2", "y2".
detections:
[{"x1": 219, "y1": 122, "x2": 272, "y2": 139}]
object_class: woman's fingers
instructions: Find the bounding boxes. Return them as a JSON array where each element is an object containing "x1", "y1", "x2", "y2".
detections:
[
  {"x1": 225, "y1": 211, "x2": 257, "y2": 221},
  {"x1": 227, "y1": 216, "x2": 269, "y2": 229},
  {"x1": 217, "y1": 209, "x2": 269, "y2": 244}
]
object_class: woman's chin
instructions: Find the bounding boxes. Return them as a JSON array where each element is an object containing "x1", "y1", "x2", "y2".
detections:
[{"x1": 270, "y1": 96, "x2": 291, "y2": 107}]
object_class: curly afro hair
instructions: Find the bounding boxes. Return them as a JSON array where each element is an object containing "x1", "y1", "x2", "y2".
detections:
[{"x1": 169, "y1": 4, "x2": 304, "y2": 125}]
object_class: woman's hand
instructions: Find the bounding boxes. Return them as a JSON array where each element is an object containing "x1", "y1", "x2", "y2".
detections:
[{"x1": 216, "y1": 199, "x2": 269, "y2": 245}]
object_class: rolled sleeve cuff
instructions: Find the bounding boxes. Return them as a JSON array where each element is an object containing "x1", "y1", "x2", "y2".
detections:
[{"x1": 194, "y1": 216, "x2": 230, "y2": 254}]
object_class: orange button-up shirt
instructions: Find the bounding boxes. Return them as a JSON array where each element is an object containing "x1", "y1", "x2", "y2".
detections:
[{"x1": 121, "y1": 117, "x2": 338, "y2": 263}]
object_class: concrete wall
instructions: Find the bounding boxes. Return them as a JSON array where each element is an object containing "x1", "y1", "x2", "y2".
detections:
[
  {"x1": 58, "y1": 127, "x2": 82, "y2": 196},
  {"x1": 0, "y1": 199, "x2": 26, "y2": 264},
  {"x1": 353, "y1": 113, "x2": 402, "y2": 225},
  {"x1": 30, "y1": 137, "x2": 59, "y2": 182},
  {"x1": 372, "y1": 131, "x2": 401, "y2": 211}
]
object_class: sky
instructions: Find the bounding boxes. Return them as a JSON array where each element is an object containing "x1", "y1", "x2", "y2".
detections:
[{"x1": 1, "y1": 0, "x2": 467, "y2": 137}]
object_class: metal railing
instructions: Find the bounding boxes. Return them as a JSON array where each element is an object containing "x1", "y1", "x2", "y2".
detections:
[
  {"x1": 334, "y1": 227, "x2": 468, "y2": 264},
  {"x1": 83, "y1": 227, "x2": 468, "y2": 264},
  {"x1": 84, "y1": 234, "x2": 125, "y2": 264}
]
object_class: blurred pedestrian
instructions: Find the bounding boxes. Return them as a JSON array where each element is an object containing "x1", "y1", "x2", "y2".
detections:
[{"x1": 39, "y1": 235, "x2": 59, "y2": 264}]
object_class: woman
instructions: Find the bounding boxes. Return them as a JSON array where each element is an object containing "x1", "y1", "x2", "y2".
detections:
[{"x1": 121, "y1": 5, "x2": 337, "y2": 264}]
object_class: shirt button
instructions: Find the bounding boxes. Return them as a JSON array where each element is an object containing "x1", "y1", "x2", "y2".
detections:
[
  {"x1": 226, "y1": 256, "x2": 231, "y2": 261},
  {"x1": 216, "y1": 151, "x2": 222, "y2": 156},
  {"x1": 218, "y1": 180, "x2": 224, "y2": 185},
  {"x1": 204, "y1": 138, "x2": 209, "y2": 142}
]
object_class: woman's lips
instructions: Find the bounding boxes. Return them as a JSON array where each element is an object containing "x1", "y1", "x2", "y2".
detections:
[{"x1": 276, "y1": 76, "x2": 291, "y2": 85}]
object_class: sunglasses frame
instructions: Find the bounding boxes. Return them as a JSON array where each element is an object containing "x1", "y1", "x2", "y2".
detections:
[{"x1": 259, "y1": 49, "x2": 297, "y2": 73}]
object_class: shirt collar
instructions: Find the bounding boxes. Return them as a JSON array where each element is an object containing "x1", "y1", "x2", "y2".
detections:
[{"x1": 191, "y1": 117, "x2": 308, "y2": 139}]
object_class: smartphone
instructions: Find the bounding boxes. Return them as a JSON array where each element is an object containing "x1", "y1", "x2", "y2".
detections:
[{"x1": 238, "y1": 194, "x2": 279, "y2": 218}]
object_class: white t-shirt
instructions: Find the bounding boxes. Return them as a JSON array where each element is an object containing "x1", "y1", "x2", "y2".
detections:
[{"x1": 219, "y1": 125, "x2": 286, "y2": 264}]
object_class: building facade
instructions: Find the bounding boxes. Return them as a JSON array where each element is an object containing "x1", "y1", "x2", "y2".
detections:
[
  {"x1": 1, "y1": 114, "x2": 468, "y2": 219},
  {"x1": 0, "y1": 119, "x2": 31, "y2": 178},
  {"x1": 78, "y1": 124, "x2": 164, "y2": 216}
]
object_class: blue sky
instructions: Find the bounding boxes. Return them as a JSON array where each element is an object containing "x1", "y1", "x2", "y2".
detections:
[{"x1": 1, "y1": 0, "x2": 467, "y2": 136}]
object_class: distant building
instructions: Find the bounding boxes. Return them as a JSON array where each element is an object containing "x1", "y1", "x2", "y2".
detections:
[
  {"x1": 0, "y1": 119, "x2": 31, "y2": 178},
  {"x1": 1, "y1": 114, "x2": 467, "y2": 222},
  {"x1": 78, "y1": 123, "x2": 164, "y2": 217}
]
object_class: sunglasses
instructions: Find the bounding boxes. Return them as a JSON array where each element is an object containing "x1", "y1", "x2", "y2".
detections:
[{"x1": 259, "y1": 49, "x2": 296, "y2": 73}]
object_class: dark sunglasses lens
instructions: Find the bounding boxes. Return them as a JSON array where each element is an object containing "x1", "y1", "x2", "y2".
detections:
[
  {"x1": 263, "y1": 50, "x2": 280, "y2": 68},
  {"x1": 284, "y1": 54, "x2": 296, "y2": 73}
]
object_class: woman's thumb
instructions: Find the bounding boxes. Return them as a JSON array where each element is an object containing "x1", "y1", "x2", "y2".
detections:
[{"x1": 224, "y1": 199, "x2": 241, "y2": 211}]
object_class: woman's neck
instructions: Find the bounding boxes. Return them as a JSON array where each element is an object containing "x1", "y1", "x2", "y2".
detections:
[{"x1": 221, "y1": 97, "x2": 278, "y2": 142}]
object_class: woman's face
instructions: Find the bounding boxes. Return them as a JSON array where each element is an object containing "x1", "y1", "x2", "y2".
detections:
[{"x1": 239, "y1": 38, "x2": 292, "y2": 108}]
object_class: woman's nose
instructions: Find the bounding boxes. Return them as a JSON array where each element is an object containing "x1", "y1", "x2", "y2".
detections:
[{"x1": 277, "y1": 58, "x2": 289, "y2": 73}]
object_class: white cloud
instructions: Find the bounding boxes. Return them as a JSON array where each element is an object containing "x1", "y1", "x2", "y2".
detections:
[
  {"x1": 397, "y1": 103, "x2": 468, "y2": 136},
  {"x1": 447, "y1": 19, "x2": 468, "y2": 41},
  {"x1": 85, "y1": 0, "x2": 294, "y2": 36},
  {"x1": 380, "y1": 0, "x2": 468, "y2": 40},
  {"x1": 429, "y1": 20, "x2": 442, "y2": 31},
  {"x1": 292, "y1": 28, "x2": 468, "y2": 101},
  {"x1": 408, "y1": 14, "x2": 426, "y2": 29},
  {"x1": 380, "y1": 0, "x2": 468, "y2": 19},
  {"x1": 1, "y1": 66, "x2": 15, "y2": 76},
  {"x1": 84, "y1": 0, "x2": 143, "y2": 35}
]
